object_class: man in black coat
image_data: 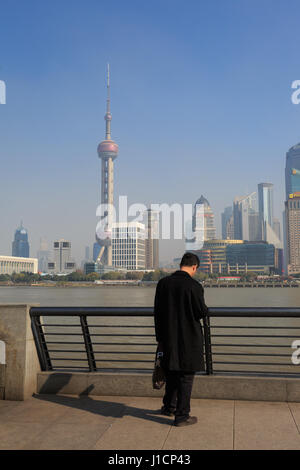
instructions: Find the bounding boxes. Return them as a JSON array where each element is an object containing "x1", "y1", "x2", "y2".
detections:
[{"x1": 154, "y1": 252, "x2": 208, "y2": 427}]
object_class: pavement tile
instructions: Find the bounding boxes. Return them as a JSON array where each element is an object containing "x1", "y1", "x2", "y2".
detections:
[
  {"x1": 287, "y1": 402, "x2": 300, "y2": 434},
  {"x1": 22, "y1": 422, "x2": 111, "y2": 450},
  {"x1": 163, "y1": 399, "x2": 234, "y2": 450},
  {"x1": 0, "y1": 397, "x2": 69, "y2": 424},
  {"x1": 234, "y1": 400, "x2": 300, "y2": 450},
  {"x1": 0, "y1": 423, "x2": 48, "y2": 450},
  {"x1": 93, "y1": 397, "x2": 172, "y2": 450}
]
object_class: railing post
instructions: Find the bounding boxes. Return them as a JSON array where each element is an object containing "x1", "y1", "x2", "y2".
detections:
[
  {"x1": 30, "y1": 314, "x2": 52, "y2": 371},
  {"x1": 203, "y1": 314, "x2": 213, "y2": 375},
  {"x1": 80, "y1": 315, "x2": 97, "y2": 372}
]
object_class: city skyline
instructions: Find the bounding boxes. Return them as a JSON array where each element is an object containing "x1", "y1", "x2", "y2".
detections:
[{"x1": 1, "y1": 1, "x2": 300, "y2": 264}]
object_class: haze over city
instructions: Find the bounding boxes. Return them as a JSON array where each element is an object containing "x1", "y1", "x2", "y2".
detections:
[{"x1": 1, "y1": 0, "x2": 300, "y2": 264}]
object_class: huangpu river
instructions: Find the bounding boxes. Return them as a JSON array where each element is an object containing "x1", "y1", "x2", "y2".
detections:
[
  {"x1": 0, "y1": 284, "x2": 299, "y2": 307},
  {"x1": 1, "y1": 285, "x2": 300, "y2": 375}
]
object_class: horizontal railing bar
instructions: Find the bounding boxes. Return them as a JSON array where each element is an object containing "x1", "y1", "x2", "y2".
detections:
[
  {"x1": 212, "y1": 344, "x2": 290, "y2": 347},
  {"x1": 211, "y1": 326, "x2": 300, "y2": 329},
  {"x1": 44, "y1": 333, "x2": 83, "y2": 336},
  {"x1": 48, "y1": 350, "x2": 86, "y2": 353},
  {"x1": 93, "y1": 351, "x2": 155, "y2": 355},
  {"x1": 90, "y1": 334, "x2": 156, "y2": 337},
  {"x1": 92, "y1": 342, "x2": 156, "y2": 346},
  {"x1": 42, "y1": 324, "x2": 154, "y2": 328},
  {"x1": 30, "y1": 306, "x2": 300, "y2": 317},
  {"x1": 88, "y1": 325, "x2": 153, "y2": 328},
  {"x1": 41, "y1": 324, "x2": 300, "y2": 330},
  {"x1": 211, "y1": 334, "x2": 297, "y2": 338},
  {"x1": 44, "y1": 342, "x2": 85, "y2": 345},
  {"x1": 212, "y1": 352, "x2": 292, "y2": 357},
  {"x1": 45, "y1": 333, "x2": 155, "y2": 337},
  {"x1": 52, "y1": 366, "x2": 90, "y2": 370},
  {"x1": 213, "y1": 361, "x2": 296, "y2": 366},
  {"x1": 212, "y1": 369, "x2": 300, "y2": 375},
  {"x1": 41, "y1": 324, "x2": 81, "y2": 327},
  {"x1": 51, "y1": 358, "x2": 88, "y2": 361},
  {"x1": 95, "y1": 359, "x2": 153, "y2": 363}
]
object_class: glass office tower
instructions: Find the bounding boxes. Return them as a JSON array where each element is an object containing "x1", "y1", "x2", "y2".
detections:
[
  {"x1": 12, "y1": 223, "x2": 30, "y2": 258},
  {"x1": 285, "y1": 143, "x2": 300, "y2": 199}
]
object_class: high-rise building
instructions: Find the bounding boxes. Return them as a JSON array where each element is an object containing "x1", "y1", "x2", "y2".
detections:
[
  {"x1": 144, "y1": 209, "x2": 159, "y2": 269},
  {"x1": 186, "y1": 196, "x2": 216, "y2": 250},
  {"x1": 47, "y1": 239, "x2": 76, "y2": 274},
  {"x1": 258, "y1": 183, "x2": 274, "y2": 229},
  {"x1": 285, "y1": 196, "x2": 300, "y2": 274},
  {"x1": 95, "y1": 64, "x2": 119, "y2": 267},
  {"x1": 112, "y1": 222, "x2": 145, "y2": 271},
  {"x1": 12, "y1": 222, "x2": 30, "y2": 258},
  {"x1": 273, "y1": 218, "x2": 281, "y2": 241},
  {"x1": 85, "y1": 246, "x2": 90, "y2": 261},
  {"x1": 37, "y1": 237, "x2": 50, "y2": 273},
  {"x1": 221, "y1": 207, "x2": 234, "y2": 240},
  {"x1": 233, "y1": 192, "x2": 261, "y2": 241},
  {"x1": 257, "y1": 183, "x2": 281, "y2": 248},
  {"x1": 284, "y1": 143, "x2": 300, "y2": 273},
  {"x1": 285, "y1": 143, "x2": 300, "y2": 200}
]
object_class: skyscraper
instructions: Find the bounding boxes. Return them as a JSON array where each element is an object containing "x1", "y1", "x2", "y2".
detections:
[
  {"x1": 95, "y1": 64, "x2": 118, "y2": 266},
  {"x1": 221, "y1": 206, "x2": 234, "y2": 240},
  {"x1": 284, "y1": 143, "x2": 300, "y2": 273},
  {"x1": 273, "y1": 217, "x2": 281, "y2": 241},
  {"x1": 189, "y1": 195, "x2": 216, "y2": 250},
  {"x1": 233, "y1": 192, "x2": 258, "y2": 241},
  {"x1": 258, "y1": 183, "x2": 274, "y2": 229},
  {"x1": 37, "y1": 237, "x2": 50, "y2": 273},
  {"x1": 145, "y1": 209, "x2": 159, "y2": 269},
  {"x1": 47, "y1": 239, "x2": 76, "y2": 274},
  {"x1": 257, "y1": 182, "x2": 281, "y2": 248},
  {"x1": 285, "y1": 197, "x2": 300, "y2": 274},
  {"x1": 112, "y1": 222, "x2": 146, "y2": 270},
  {"x1": 285, "y1": 143, "x2": 300, "y2": 199},
  {"x1": 12, "y1": 222, "x2": 30, "y2": 258}
]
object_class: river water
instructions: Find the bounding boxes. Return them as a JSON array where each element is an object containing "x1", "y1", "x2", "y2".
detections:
[
  {"x1": 0, "y1": 284, "x2": 299, "y2": 307},
  {"x1": 1, "y1": 286, "x2": 300, "y2": 376}
]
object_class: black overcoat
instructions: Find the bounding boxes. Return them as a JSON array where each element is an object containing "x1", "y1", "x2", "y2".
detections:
[{"x1": 154, "y1": 270, "x2": 208, "y2": 372}]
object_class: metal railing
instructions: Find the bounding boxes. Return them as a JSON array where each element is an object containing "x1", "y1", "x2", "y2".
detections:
[{"x1": 29, "y1": 307, "x2": 300, "y2": 378}]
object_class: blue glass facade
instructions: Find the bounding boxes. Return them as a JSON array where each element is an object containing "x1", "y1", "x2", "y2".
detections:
[
  {"x1": 12, "y1": 225, "x2": 29, "y2": 258},
  {"x1": 226, "y1": 242, "x2": 275, "y2": 267},
  {"x1": 285, "y1": 144, "x2": 300, "y2": 198}
]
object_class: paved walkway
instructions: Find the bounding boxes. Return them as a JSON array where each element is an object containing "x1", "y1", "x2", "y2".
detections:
[{"x1": 1, "y1": 394, "x2": 300, "y2": 450}]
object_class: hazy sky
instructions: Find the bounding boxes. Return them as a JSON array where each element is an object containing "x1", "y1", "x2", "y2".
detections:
[{"x1": 1, "y1": 0, "x2": 300, "y2": 265}]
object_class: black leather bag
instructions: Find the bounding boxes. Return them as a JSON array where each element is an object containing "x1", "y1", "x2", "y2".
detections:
[{"x1": 152, "y1": 345, "x2": 166, "y2": 390}]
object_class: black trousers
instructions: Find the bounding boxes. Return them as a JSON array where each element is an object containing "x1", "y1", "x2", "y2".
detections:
[{"x1": 163, "y1": 369, "x2": 195, "y2": 423}]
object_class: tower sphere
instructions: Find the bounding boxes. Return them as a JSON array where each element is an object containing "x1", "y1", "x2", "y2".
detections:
[{"x1": 97, "y1": 140, "x2": 118, "y2": 158}]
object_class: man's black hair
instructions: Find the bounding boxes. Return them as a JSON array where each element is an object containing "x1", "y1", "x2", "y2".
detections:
[{"x1": 180, "y1": 252, "x2": 200, "y2": 268}]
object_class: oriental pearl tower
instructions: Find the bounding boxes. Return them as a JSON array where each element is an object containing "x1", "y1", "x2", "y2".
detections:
[{"x1": 95, "y1": 64, "x2": 118, "y2": 266}]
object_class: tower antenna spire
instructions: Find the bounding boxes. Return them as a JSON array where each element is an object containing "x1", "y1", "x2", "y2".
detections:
[
  {"x1": 105, "y1": 62, "x2": 112, "y2": 139},
  {"x1": 106, "y1": 62, "x2": 110, "y2": 113}
]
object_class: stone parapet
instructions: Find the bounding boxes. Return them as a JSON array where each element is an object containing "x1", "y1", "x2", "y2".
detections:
[
  {"x1": 37, "y1": 371, "x2": 300, "y2": 402},
  {"x1": 0, "y1": 304, "x2": 40, "y2": 400}
]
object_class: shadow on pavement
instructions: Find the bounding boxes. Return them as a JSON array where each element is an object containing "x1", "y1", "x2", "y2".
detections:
[{"x1": 34, "y1": 375, "x2": 172, "y2": 425}]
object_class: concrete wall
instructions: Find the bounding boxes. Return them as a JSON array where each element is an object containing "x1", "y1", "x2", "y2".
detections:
[
  {"x1": 0, "y1": 304, "x2": 41, "y2": 400},
  {"x1": 37, "y1": 371, "x2": 300, "y2": 402},
  {"x1": 0, "y1": 364, "x2": 4, "y2": 399}
]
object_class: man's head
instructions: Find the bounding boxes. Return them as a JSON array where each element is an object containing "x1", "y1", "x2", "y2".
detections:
[{"x1": 179, "y1": 252, "x2": 200, "y2": 277}]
